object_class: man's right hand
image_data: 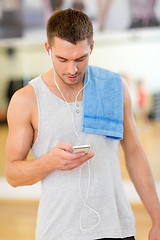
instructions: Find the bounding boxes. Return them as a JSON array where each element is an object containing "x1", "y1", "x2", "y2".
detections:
[
  {"x1": 6, "y1": 86, "x2": 95, "y2": 187},
  {"x1": 47, "y1": 142, "x2": 94, "y2": 171}
]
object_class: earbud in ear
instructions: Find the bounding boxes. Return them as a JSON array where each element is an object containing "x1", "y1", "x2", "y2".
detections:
[{"x1": 49, "y1": 49, "x2": 52, "y2": 58}]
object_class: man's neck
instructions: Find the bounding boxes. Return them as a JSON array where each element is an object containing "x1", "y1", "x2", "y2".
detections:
[{"x1": 42, "y1": 69, "x2": 84, "y2": 102}]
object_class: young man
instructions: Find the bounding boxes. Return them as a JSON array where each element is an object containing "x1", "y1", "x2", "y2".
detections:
[{"x1": 5, "y1": 8, "x2": 160, "y2": 240}]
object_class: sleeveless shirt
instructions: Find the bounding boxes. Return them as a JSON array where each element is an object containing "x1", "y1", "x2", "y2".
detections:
[{"x1": 29, "y1": 75, "x2": 136, "y2": 240}]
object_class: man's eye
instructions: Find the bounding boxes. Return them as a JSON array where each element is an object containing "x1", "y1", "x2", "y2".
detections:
[
  {"x1": 59, "y1": 58, "x2": 67, "y2": 62},
  {"x1": 77, "y1": 57, "x2": 85, "y2": 62}
]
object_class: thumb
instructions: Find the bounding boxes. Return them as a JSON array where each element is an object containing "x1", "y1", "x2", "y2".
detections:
[{"x1": 57, "y1": 142, "x2": 73, "y2": 153}]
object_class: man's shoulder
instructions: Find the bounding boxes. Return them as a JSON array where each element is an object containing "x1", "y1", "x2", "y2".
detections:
[
  {"x1": 89, "y1": 65, "x2": 120, "y2": 80},
  {"x1": 13, "y1": 84, "x2": 35, "y2": 101},
  {"x1": 8, "y1": 82, "x2": 37, "y2": 114},
  {"x1": 12, "y1": 75, "x2": 41, "y2": 102},
  {"x1": 28, "y1": 75, "x2": 42, "y2": 86}
]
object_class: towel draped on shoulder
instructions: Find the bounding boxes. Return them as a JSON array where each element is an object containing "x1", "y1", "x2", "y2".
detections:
[{"x1": 82, "y1": 65, "x2": 123, "y2": 140}]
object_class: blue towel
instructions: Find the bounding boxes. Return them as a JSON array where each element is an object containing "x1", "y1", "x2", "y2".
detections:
[{"x1": 82, "y1": 65, "x2": 123, "y2": 140}]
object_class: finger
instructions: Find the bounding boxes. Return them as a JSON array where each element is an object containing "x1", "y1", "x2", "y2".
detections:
[
  {"x1": 67, "y1": 151, "x2": 94, "y2": 161},
  {"x1": 64, "y1": 151, "x2": 84, "y2": 161},
  {"x1": 68, "y1": 152, "x2": 94, "y2": 170},
  {"x1": 79, "y1": 152, "x2": 94, "y2": 162},
  {"x1": 57, "y1": 142, "x2": 72, "y2": 153}
]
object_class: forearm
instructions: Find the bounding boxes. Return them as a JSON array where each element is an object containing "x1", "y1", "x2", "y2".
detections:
[
  {"x1": 6, "y1": 142, "x2": 94, "y2": 188},
  {"x1": 125, "y1": 148, "x2": 160, "y2": 225},
  {"x1": 5, "y1": 152, "x2": 52, "y2": 187}
]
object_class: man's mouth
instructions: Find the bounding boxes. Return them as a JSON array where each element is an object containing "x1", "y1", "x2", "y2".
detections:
[{"x1": 66, "y1": 75, "x2": 79, "y2": 80}]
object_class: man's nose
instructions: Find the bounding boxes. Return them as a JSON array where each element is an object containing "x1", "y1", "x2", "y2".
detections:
[{"x1": 68, "y1": 62, "x2": 78, "y2": 75}]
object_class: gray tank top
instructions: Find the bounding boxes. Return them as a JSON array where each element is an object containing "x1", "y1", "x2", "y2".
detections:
[{"x1": 29, "y1": 76, "x2": 136, "y2": 240}]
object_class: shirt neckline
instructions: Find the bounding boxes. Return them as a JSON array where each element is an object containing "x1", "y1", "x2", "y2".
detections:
[{"x1": 40, "y1": 75, "x2": 83, "y2": 105}]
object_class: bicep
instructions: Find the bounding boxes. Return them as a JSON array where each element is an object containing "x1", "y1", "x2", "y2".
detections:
[{"x1": 6, "y1": 90, "x2": 34, "y2": 164}]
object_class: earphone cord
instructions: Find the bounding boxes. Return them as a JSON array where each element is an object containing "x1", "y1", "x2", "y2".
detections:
[{"x1": 53, "y1": 67, "x2": 101, "y2": 230}]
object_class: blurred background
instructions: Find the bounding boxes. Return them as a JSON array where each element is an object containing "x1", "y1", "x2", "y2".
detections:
[{"x1": 0, "y1": 0, "x2": 160, "y2": 239}]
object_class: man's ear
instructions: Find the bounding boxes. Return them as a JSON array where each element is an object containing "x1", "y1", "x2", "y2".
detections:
[
  {"x1": 45, "y1": 41, "x2": 51, "y2": 56},
  {"x1": 90, "y1": 40, "x2": 94, "y2": 54}
]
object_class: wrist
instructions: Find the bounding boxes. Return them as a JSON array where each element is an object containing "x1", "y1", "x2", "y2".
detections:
[
  {"x1": 40, "y1": 151, "x2": 55, "y2": 173},
  {"x1": 151, "y1": 207, "x2": 160, "y2": 225}
]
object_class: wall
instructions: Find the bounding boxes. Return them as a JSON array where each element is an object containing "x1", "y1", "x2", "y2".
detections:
[{"x1": 0, "y1": 28, "x2": 160, "y2": 109}]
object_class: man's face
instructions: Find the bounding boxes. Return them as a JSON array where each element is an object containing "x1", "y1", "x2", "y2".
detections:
[{"x1": 49, "y1": 37, "x2": 94, "y2": 86}]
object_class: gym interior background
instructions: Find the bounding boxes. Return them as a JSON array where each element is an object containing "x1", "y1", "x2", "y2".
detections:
[{"x1": 0, "y1": 0, "x2": 160, "y2": 239}]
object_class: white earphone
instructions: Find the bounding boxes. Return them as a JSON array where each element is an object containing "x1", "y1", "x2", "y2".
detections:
[
  {"x1": 52, "y1": 66, "x2": 101, "y2": 231},
  {"x1": 49, "y1": 49, "x2": 52, "y2": 58}
]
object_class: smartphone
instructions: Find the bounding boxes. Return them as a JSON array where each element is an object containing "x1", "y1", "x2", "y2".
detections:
[{"x1": 72, "y1": 145, "x2": 90, "y2": 154}]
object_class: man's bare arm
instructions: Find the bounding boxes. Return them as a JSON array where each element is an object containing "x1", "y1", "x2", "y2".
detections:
[
  {"x1": 121, "y1": 79, "x2": 160, "y2": 239},
  {"x1": 5, "y1": 85, "x2": 94, "y2": 187}
]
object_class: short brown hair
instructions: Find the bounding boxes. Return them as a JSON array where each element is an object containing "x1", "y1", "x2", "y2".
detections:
[{"x1": 46, "y1": 8, "x2": 93, "y2": 47}]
